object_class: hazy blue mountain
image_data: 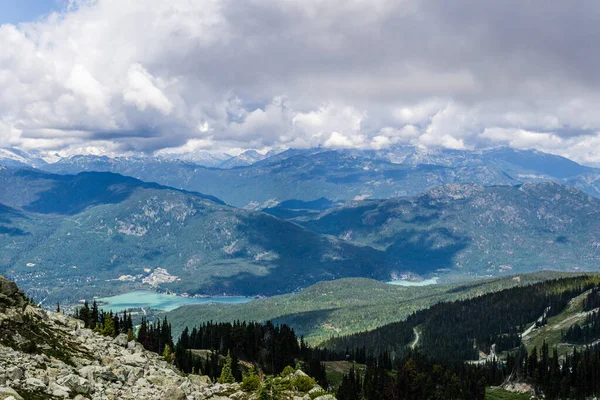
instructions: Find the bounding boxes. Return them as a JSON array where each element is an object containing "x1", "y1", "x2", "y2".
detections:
[
  {"x1": 277, "y1": 197, "x2": 340, "y2": 210},
  {"x1": 0, "y1": 167, "x2": 390, "y2": 303},
  {"x1": 391, "y1": 146, "x2": 595, "y2": 179},
  {"x1": 218, "y1": 149, "x2": 277, "y2": 168},
  {"x1": 0, "y1": 167, "x2": 224, "y2": 214},
  {"x1": 251, "y1": 148, "x2": 325, "y2": 166},
  {"x1": 297, "y1": 182, "x2": 600, "y2": 280},
  {"x1": 42, "y1": 150, "x2": 519, "y2": 207},
  {"x1": 157, "y1": 150, "x2": 230, "y2": 167},
  {"x1": 157, "y1": 149, "x2": 278, "y2": 168},
  {"x1": 37, "y1": 146, "x2": 600, "y2": 208},
  {"x1": 258, "y1": 146, "x2": 597, "y2": 180}
]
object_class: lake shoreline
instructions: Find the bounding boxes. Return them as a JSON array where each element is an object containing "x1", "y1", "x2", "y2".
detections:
[{"x1": 97, "y1": 290, "x2": 253, "y2": 312}]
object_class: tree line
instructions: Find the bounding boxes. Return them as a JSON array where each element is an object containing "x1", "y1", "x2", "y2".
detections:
[
  {"x1": 337, "y1": 340, "x2": 600, "y2": 400},
  {"x1": 337, "y1": 352, "x2": 498, "y2": 400},
  {"x1": 173, "y1": 320, "x2": 332, "y2": 385},
  {"x1": 325, "y1": 277, "x2": 596, "y2": 362},
  {"x1": 72, "y1": 305, "x2": 333, "y2": 388},
  {"x1": 502, "y1": 341, "x2": 600, "y2": 399},
  {"x1": 73, "y1": 300, "x2": 134, "y2": 338}
]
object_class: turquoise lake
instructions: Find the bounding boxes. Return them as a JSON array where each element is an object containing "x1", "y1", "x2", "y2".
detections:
[
  {"x1": 97, "y1": 291, "x2": 252, "y2": 312},
  {"x1": 386, "y1": 277, "x2": 439, "y2": 287}
]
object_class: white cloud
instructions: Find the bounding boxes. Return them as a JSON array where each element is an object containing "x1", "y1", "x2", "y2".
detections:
[
  {"x1": 324, "y1": 132, "x2": 362, "y2": 148},
  {"x1": 123, "y1": 64, "x2": 173, "y2": 115},
  {"x1": 1, "y1": 0, "x2": 600, "y2": 162},
  {"x1": 65, "y1": 64, "x2": 110, "y2": 114}
]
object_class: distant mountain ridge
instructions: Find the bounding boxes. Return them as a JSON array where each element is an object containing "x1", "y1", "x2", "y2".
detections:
[
  {"x1": 0, "y1": 147, "x2": 278, "y2": 170},
  {"x1": 39, "y1": 150, "x2": 520, "y2": 207},
  {"x1": 15, "y1": 145, "x2": 600, "y2": 207}
]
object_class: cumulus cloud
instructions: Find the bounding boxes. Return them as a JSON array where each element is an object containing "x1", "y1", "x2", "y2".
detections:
[
  {"x1": 1, "y1": 0, "x2": 600, "y2": 162},
  {"x1": 123, "y1": 64, "x2": 173, "y2": 115}
]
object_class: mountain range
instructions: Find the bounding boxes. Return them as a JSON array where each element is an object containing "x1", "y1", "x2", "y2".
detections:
[
  {"x1": 2, "y1": 146, "x2": 597, "y2": 208},
  {"x1": 0, "y1": 167, "x2": 390, "y2": 304},
  {"x1": 1, "y1": 164, "x2": 600, "y2": 305},
  {"x1": 0, "y1": 147, "x2": 277, "y2": 171}
]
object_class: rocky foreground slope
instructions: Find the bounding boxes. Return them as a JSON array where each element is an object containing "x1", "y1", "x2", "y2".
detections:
[{"x1": 0, "y1": 275, "x2": 334, "y2": 400}]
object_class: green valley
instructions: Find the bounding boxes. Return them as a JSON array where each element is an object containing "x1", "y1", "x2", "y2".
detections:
[{"x1": 166, "y1": 272, "x2": 588, "y2": 344}]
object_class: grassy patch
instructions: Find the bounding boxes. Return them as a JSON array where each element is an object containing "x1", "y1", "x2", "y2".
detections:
[
  {"x1": 521, "y1": 289, "x2": 592, "y2": 357},
  {"x1": 323, "y1": 361, "x2": 366, "y2": 389}
]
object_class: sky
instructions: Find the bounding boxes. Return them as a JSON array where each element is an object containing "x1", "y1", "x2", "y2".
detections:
[
  {"x1": 0, "y1": 0, "x2": 63, "y2": 25},
  {"x1": 2, "y1": 0, "x2": 600, "y2": 164}
]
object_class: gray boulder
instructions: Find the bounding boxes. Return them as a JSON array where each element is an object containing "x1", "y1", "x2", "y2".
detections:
[
  {"x1": 112, "y1": 333, "x2": 129, "y2": 347},
  {"x1": 0, "y1": 386, "x2": 24, "y2": 400},
  {"x1": 57, "y1": 374, "x2": 91, "y2": 395},
  {"x1": 161, "y1": 387, "x2": 186, "y2": 400}
]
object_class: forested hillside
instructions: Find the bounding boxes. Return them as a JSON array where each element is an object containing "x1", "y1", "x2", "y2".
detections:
[
  {"x1": 300, "y1": 182, "x2": 600, "y2": 277},
  {"x1": 326, "y1": 275, "x2": 600, "y2": 399},
  {"x1": 5, "y1": 164, "x2": 600, "y2": 306},
  {"x1": 0, "y1": 168, "x2": 390, "y2": 303},
  {"x1": 324, "y1": 276, "x2": 600, "y2": 360},
  {"x1": 167, "y1": 272, "x2": 583, "y2": 344}
]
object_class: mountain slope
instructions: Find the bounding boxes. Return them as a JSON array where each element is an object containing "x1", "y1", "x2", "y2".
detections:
[
  {"x1": 0, "y1": 274, "x2": 268, "y2": 400},
  {"x1": 0, "y1": 168, "x2": 389, "y2": 303},
  {"x1": 322, "y1": 275, "x2": 600, "y2": 361},
  {"x1": 2, "y1": 168, "x2": 600, "y2": 303},
  {"x1": 166, "y1": 272, "x2": 582, "y2": 345},
  {"x1": 0, "y1": 148, "x2": 47, "y2": 168},
  {"x1": 299, "y1": 182, "x2": 600, "y2": 278}
]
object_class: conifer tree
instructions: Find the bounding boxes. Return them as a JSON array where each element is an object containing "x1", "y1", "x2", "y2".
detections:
[
  {"x1": 101, "y1": 313, "x2": 116, "y2": 337},
  {"x1": 78, "y1": 300, "x2": 91, "y2": 327},
  {"x1": 163, "y1": 344, "x2": 173, "y2": 363},
  {"x1": 219, "y1": 351, "x2": 236, "y2": 384},
  {"x1": 91, "y1": 300, "x2": 99, "y2": 329}
]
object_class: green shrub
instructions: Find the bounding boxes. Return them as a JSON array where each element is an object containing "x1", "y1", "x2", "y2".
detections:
[
  {"x1": 258, "y1": 379, "x2": 282, "y2": 400},
  {"x1": 273, "y1": 376, "x2": 291, "y2": 391},
  {"x1": 309, "y1": 391, "x2": 330, "y2": 399},
  {"x1": 280, "y1": 365, "x2": 295, "y2": 377},
  {"x1": 241, "y1": 368, "x2": 261, "y2": 392},
  {"x1": 292, "y1": 374, "x2": 317, "y2": 392}
]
